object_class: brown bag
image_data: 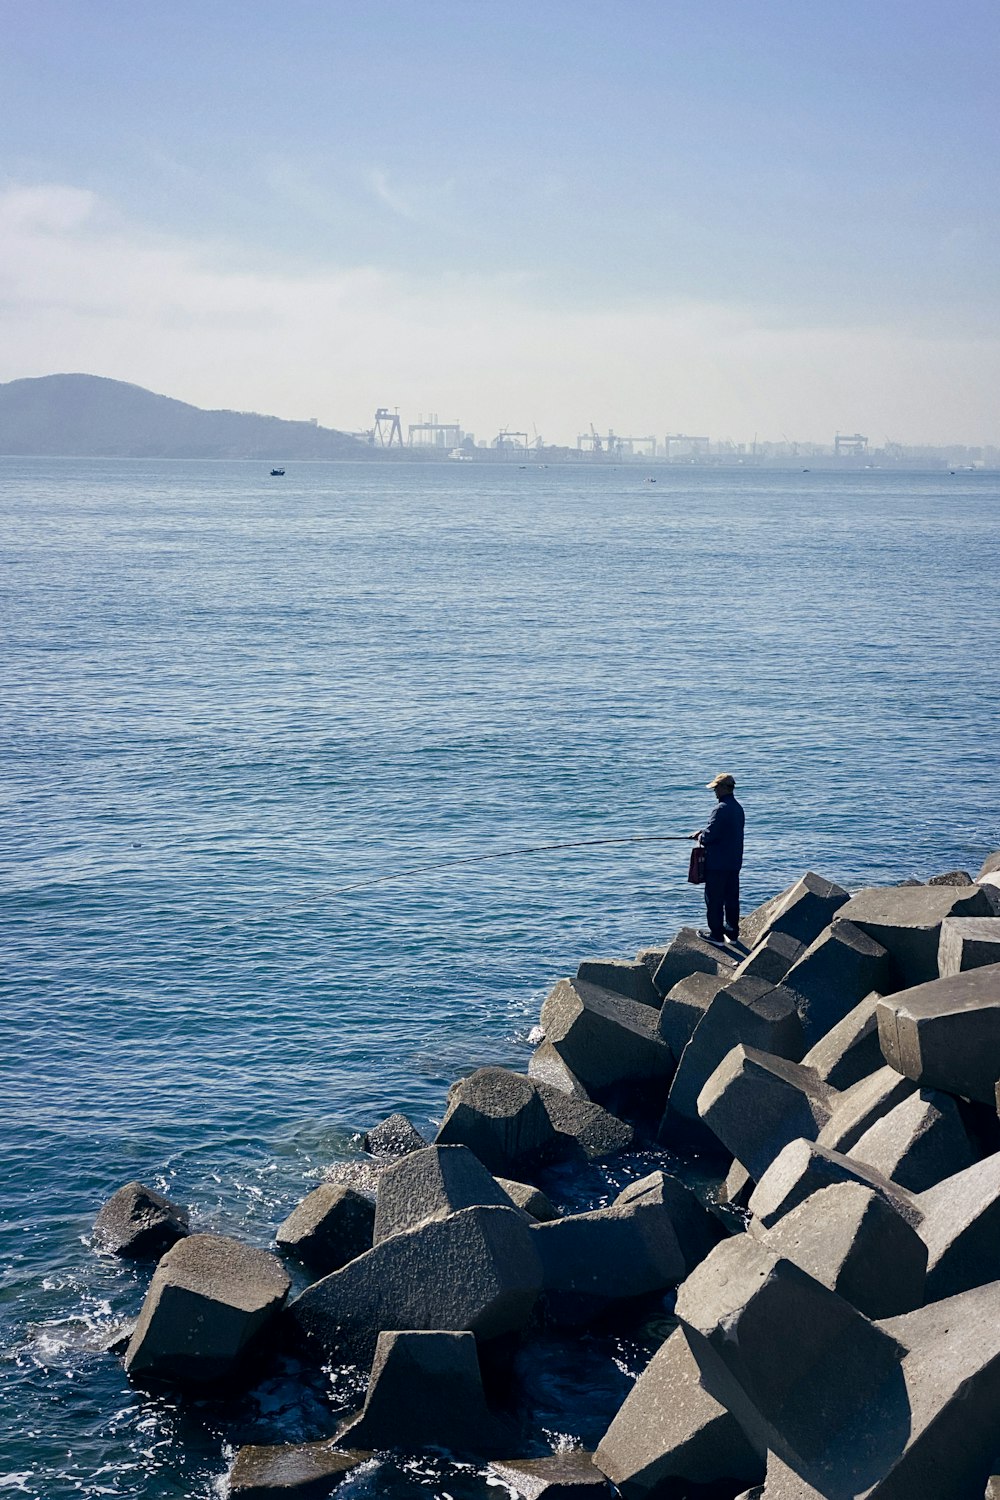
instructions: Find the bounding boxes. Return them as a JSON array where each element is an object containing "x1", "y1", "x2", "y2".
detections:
[{"x1": 687, "y1": 845, "x2": 706, "y2": 884}]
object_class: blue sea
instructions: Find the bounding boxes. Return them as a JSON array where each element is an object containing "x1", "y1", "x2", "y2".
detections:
[{"x1": 2, "y1": 458, "x2": 999, "y2": 1498}]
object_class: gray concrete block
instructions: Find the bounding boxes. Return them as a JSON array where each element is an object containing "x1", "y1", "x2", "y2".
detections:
[
  {"x1": 594, "y1": 1325, "x2": 763, "y2": 1498},
  {"x1": 927, "y1": 869, "x2": 974, "y2": 886},
  {"x1": 916, "y1": 1150, "x2": 1000, "y2": 1300},
  {"x1": 373, "y1": 1144, "x2": 512, "y2": 1244},
  {"x1": 849, "y1": 1088, "x2": 975, "y2": 1193},
  {"x1": 876, "y1": 962, "x2": 1000, "y2": 1104},
  {"x1": 528, "y1": 1040, "x2": 591, "y2": 1098},
  {"x1": 436, "y1": 1067, "x2": 553, "y2": 1174},
  {"x1": 731, "y1": 929, "x2": 805, "y2": 985},
  {"x1": 719, "y1": 1158, "x2": 755, "y2": 1210},
  {"x1": 656, "y1": 970, "x2": 729, "y2": 1056},
  {"x1": 576, "y1": 957, "x2": 660, "y2": 1008},
  {"x1": 739, "y1": 882, "x2": 801, "y2": 950},
  {"x1": 276, "y1": 1184, "x2": 375, "y2": 1275},
  {"x1": 337, "y1": 1330, "x2": 514, "y2": 1456},
  {"x1": 696, "y1": 1046, "x2": 835, "y2": 1181},
  {"x1": 495, "y1": 1177, "x2": 559, "y2": 1221},
  {"x1": 780, "y1": 921, "x2": 891, "y2": 1046},
  {"x1": 754, "y1": 871, "x2": 850, "y2": 948},
  {"x1": 539, "y1": 978, "x2": 675, "y2": 1100},
  {"x1": 938, "y1": 917, "x2": 1000, "y2": 976},
  {"x1": 839, "y1": 883, "x2": 994, "y2": 988},
  {"x1": 817, "y1": 1065, "x2": 917, "y2": 1153},
  {"x1": 614, "y1": 1170, "x2": 723, "y2": 1276},
  {"x1": 492, "y1": 1452, "x2": 612, "y2": 1498},
  {"x1": 92, "y1": 1181, "x2": 189, "y2": 1259},
  {"x1": 124, "y1": 1234, "x2": 290, "y2": 1387},
  {"x1": 533, "y1": 1077, "x2": 634, "y2": 1161},
  {"x1": 800, "y1": 993, "x2": 884, "y2": 1091},
  {"x1": 362, "y1": 1113, "x2": 427, "y2": 1159},
  {"x1": 756, "y1": 1180, "x2": 927, "y2": 1318},
  {"x1": 228, "y1": 1440, "x2": 371, "y2": 1498},
  {"x1": 659, "y1": 977, "x2": 804, "y2": 1148},
  {"x1": 651, "y1": 926, "x2": 739, "y2": 996},
  {"x1": 675, "y1": 1235, "x2": 904, "y2": 1485},
  {"x1": 529, "y1": 1177, "x2": 686, "y2": 1323},
  {"x1": 747, "y1": 1137, "x2": 921, "y2": 1233},
  {"x1": 288, "y1": 1204, "x2": 542, "y2": 1366}
]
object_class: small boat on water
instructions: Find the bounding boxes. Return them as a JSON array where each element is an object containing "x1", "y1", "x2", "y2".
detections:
[{"x1": 270, "y1": 468, "x2": 285, "y2": 476}]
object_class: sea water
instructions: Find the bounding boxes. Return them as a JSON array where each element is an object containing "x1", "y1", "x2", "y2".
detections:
[{"x1": 2, "y1": 459, "x2": 998, "y2": 1497}]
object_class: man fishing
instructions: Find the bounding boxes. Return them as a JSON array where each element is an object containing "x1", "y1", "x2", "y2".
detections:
[{"x1": 691, "y1": 772, "x2": 745, "y2": 948}]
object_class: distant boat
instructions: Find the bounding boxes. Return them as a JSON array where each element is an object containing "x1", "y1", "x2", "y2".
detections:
[
  {"x1": 448, "y1": 448, "x2": 473, "y2": 462},
  {"x1": 270, "y1": 468, "x2": 285, "y2": 476}
]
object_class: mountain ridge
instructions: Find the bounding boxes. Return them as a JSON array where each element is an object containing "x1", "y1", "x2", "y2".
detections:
[{"x1": 0, "y1": 373, "x2": 383, "y2": 460}]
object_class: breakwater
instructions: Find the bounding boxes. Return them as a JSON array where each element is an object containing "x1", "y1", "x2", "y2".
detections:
[{"x1": 89, "y1": 850, "x2": 1000, "y2": 1499}]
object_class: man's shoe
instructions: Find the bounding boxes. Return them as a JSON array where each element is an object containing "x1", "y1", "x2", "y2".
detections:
[
  {"x1": 697, "y1": 929, "x2": 728, "y2": 948},
  {"x1": 724, "y1": 930, "x2": 741, "y2": 943}
]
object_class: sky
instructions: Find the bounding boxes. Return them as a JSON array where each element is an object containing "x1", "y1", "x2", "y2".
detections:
[{"x1": 2, "y1": 0, "x2": 999, "y2": 446}]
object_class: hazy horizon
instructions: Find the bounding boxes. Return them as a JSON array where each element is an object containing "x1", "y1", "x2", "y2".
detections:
[{"x1": 3, "y1": 1, "x2": 999, "y2": 448}]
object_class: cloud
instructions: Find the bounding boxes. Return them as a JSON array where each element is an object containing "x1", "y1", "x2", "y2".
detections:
[{"x1": 0, "y1": 182, "x2": 998, "y2": 445}]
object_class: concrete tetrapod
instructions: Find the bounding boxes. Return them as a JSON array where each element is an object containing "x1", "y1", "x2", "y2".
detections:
[
  {"x1": 336, "y1": 1330, "x2": 515, "y2": 1456},
  {"x1": 731, "y1": 929, "x2": 805, "y2": 985},
  {"x1": 594, "y1": 1325, "x2": 763, "y2": 1498},
  {"x1": 539, "y1": 977, "x2": 675, "y2": 1101},
  {"x1": 124, "y1": 1234, "x2": 291, "y2": 1387},
  {"x1": 756, "y1": 1278, "x2": 1000, "y2": 1499},
  {"x1": 373, "y1": 1144, "x2": 513, "y2": 1244},
  {"x1": 838, "y1": 883, "x2": 994, "y2": 988},
  {"x1": 753, "y1": 1180, "x2": 927, "y2": 1317},
  {"x1": 491, "y1": 1452, "x2": 613, "y2": 1498},
  {"x1": 576, "y1": 956, "x2": 660, "y2": 1008},
  {"x1": 362, "y1": 1112, "x2": 427, "y2": 1158},
  {"x1": 696, "y1": 1046, "x2": 835, "y2": 1182},
  {"x1": 746, "y1": 1137, "x2": 921, "y2": 1234},
  {"x1": 800, "y1": 994, "x2": 885, "y2": 1092},
  {"x1": 816, "y1": 1066, "x2": 917, "y2": 1154},
  {"x1": 435, "y1": 1069, "x2": 553, "y2": 1174},
  {"x1": 495, "y1": 1177, "x2": 559, "y2": 1221},
  {"x1": 876, "y1": 962, "x2": 1000, "y2": 1104},
  {"x1": 656, "y1": 970, "x2": 730, "y2": 1058},
  {"x1": 92, "y1": 1181, "x2": 189, "y2": 1259},
  {"x1": 848, "y1": 1087, "x2": 975, "y2": 1193},
  {"x1": 228, "y1": 1441, "x2": 371, "y2": 1498},
  {"x1": 751, "y1": 870, "x2": 850, "y2": 948},
  {"x1": 779, "y1": 921, "x2": 891, "y2": 1046},
  {"x1": 915, "y1": 1149, "x2": 1000, "y2": 1299},
  {"x1": 938, "y1": 917, "x2": 1000, "y2": 976},
  {"x1": 276, "y1": 1184, "x2": 375, "y2": 1276},
  {"x1": 287, "y1": 1204, "x2": 542, "y2": 1366},
  {"x1": 651, "y1": 927, "x2": 739, "y2": 997}
]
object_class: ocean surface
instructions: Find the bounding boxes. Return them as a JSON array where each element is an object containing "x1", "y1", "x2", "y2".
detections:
[{"x1": 2, "y1": 458, "x2": 999, "y2": 1498}]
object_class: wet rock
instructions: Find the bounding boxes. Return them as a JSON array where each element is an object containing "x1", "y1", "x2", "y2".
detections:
[
  {"x1": 719, "y1": 1158, "x2": 754, "y2": 1210},
  {"x1": 530, "y1": 1174, "x2": 686, "y2": 1323},
  {"x1": 492, "y1": 1451, "x2": 613, "y2": 1498},
  {"x1": 228, "y1": 1440, "x2": 371, "y2": 1498},
  {"x1": 659, "y1": 978, "x2": 804, "y2": 1149},
  {"x1": 275, "y1": 1184, "x2": 375, "y2": 1276},
  {"x1": 92, "y1": 1181, "x2": 189, "y2": 1259},
  {"x1": 656, "y1": 970, "x2": 729, "y2": 1057},
  {"x1": 696, "y1": 1046, "x2": 835, "y2": 1181},
  {"x1": 288, "y1": 1204, "x2": 542, "y2": 1365},
  {"x1": 362, "y1": 1113, "x2": 427, "y2": 1159},
  {"x1": 747, "y1": 1137, "x2": 921, "y2": 1233},
  {"x1": 576, "y1": 957, "x2": 660, "y2": 1008},
  {"x1": 927, "y1": 869, "x2": 974, "y2": 886},
  {"x1": 373, "y1": 1144, "x2": 512, "y2": 1244},
  {"x1": 799, "y1": 992, "x2": 884, "y2": 1091},
  {"x1": 751, "y1": 870, "x2": 850, "y2": 948},
  {"x1": 917, "y1": 1150, "x2": 1000, "y2": 1300},
  {"x1": 594, "y1": 1325, "x2": 763, "y2": 1498},
  {"x1": 539, "y1": 978, "x2": 675, "y2": 1101},
  {"x1": 755, "y1": 1180, "x2": 927, "y2": 1318},
  {"x1": 496, "y1": 1177, "x2": 559, "y2": 1221},
  {"x1": 780, "y1": 921, "x2": 891, "y2": 1046},
  {"x1": 938, "y1": 917, "x2": 1000, "y2": 976},
  {"x1": 849, "y1": 1087, "x2": 975, "y2": 1193},
  {"x1": 816, "y1": 1065, "x2": 917, "y2": 1153},
  {"x1": 528, "y1": 1041, "x2": 590, "y2": 1098},
  {"x1": 533, "y1": 1077, "x2": 634, "y2": 1161},
  {"x1": 675, "y1": 1235, "x2": 904, "y2": 1486},
  {"x1": 651, "y1": 927, "x2": 739, "y2": 997},
  {"x1": 876, "y1": 962, "x2": 1000, "y2": 1104},
  {"x1": 436, "y1": 1068, "x2": 552, "y2": 1174},
  {"x1": 337, "y1": 1329, "x2": 514, "y2": 1455},
  {"x1": 124, "y1": 1233, "x2": 290, "y2": 1387},
  {"x1": 731, "y1": 929, "x2": 805, "y2": 985},
  {"x1": 838, "y1": 883, "x2": 994, "y2": 987}
]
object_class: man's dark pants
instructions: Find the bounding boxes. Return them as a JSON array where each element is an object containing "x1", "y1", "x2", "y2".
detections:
[{"x1": 705, "y1": 869, "x2": 740, "y2": 940}]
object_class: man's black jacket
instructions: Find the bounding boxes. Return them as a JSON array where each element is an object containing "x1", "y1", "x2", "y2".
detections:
[{"x1": 700, "y1": 794, "x2": 745, "y2": 872}]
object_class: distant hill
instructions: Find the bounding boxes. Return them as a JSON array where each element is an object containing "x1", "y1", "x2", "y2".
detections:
[{"x1": 0, "y1": 374, "x2": 376, "y2": 460}]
